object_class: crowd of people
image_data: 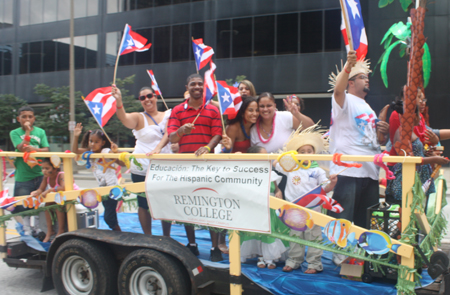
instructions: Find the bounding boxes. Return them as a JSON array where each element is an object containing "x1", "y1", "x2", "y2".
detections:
[{"x1": 9, "y1": 50, "x2": 449, "y2": 270}]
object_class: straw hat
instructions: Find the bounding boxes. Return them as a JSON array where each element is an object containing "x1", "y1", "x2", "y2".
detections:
[
  {"x1": 328, "y1": 59, "x2": 371, "y2": 92},
  {"x1": 283, "y1": 123, "x2": 329, "y2": 154}
]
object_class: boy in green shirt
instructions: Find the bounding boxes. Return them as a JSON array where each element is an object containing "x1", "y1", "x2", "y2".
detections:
[{"x1": 10, "y1": 106, "x2": 49, "y2": 237}]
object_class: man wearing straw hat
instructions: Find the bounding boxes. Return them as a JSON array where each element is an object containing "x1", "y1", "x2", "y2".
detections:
[{"x1": 328, "y1": 51, "x2": 389, "y2": 263}]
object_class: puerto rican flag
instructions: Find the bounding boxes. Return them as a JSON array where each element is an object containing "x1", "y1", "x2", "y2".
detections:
[
  {"x1": 216, "y1": 81, "x2": 242, "y2": 120},
  {"x1": 192, "y1": 38, "x2": 214, "y2": 71},
  {"x1": 293, "y1": 186, "x2": 344, "y2": 213},
  {"x1": 340, "y1": 0, "x2": 368, "y2": 60},
  {"x1": 119, "y1": 24, "x2": 152, "y2": 56},
  {"x1": 83, "y1": 87, "x2": 116, "y2": 127},
  {"x1": 203, "y1": 61, "x2": 217, "y2": 106},
  {"x1": 355, "y1": 113, "x2": 376, "y2": 128},
  {"x1": 147, "y1": 70, "x2": 162, "y2": 96}
]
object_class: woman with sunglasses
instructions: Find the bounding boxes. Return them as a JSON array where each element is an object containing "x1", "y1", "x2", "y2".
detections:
[{"x1": 111, "y1": 85, "x2": 172, "y2": 237}]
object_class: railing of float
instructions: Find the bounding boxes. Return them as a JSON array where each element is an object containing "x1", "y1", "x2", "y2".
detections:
[{"x1": 0, "y1": 151, "x2": 442, "y2": 294}]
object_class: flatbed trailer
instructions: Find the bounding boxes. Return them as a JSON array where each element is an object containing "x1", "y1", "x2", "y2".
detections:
[{"x1": 0, "y1": 151, "x2": 448, "y2": 295}]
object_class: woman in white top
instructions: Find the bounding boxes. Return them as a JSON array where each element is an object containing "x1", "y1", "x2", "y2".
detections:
[
  {"x1": 250, "y1": 92, "x2": 314, "y2": 153},
  {"x1": 112, "y1": 85, "x2": 171, "y2": 236}
]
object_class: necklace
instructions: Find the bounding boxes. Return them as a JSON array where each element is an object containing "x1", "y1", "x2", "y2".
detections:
[
  {"x1": 256, "y1": 113, "x2": 276, "y2": 143},
  {"x1": 240, "y1": 120, "x2": 250, "y2": 140}
]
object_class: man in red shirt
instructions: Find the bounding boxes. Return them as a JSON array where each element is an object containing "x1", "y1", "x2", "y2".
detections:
[{"x1": 168, "y1": 73, "x2": 223, "y2": 261}]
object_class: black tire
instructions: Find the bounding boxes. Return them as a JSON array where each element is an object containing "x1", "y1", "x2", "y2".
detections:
[
  {"x1": 362, "y1": 273, "x2": 373, "y2": 283},
  {"x1": 118, "y1": 249, "x2": 189, "y2": 295},
  {"x1": 52, "y1": 238, "x2": 118, "y2": 295}
]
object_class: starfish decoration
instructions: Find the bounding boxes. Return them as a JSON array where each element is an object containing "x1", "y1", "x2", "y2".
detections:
[{"x1": 97, "y1": 157, "x2": 117, "y2": 174}]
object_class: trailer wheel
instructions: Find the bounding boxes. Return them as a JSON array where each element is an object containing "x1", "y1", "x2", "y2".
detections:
[
  {"x1": 118, "y1": 249, "x2": 189, "y2": 295},
  {"x1": 52, "y1": 238, "x2": 118, "y2": 295},
  {"x1": 362, "y1": 273, "x2": 373, "y2": 283}
]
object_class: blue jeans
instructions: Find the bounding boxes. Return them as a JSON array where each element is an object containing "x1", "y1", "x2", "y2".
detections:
[
  {"x1": 13, "y1": 176, "x2": 44, "y2": 213},
  {"x1": 328, "y1": 175, "x2": 379, "y2": 229}
]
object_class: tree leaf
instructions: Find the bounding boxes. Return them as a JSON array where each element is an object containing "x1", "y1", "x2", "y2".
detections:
[
  {"x1": 399, "y1": 43, "x2": 407, "y2": 58},
  {"x1": 379, "y1": 0, "x2": 390, "y2": 8},
  {"x1": 400, "y1": 0, "x2": 413, "y2": 12},
  {"x1": 380, "y1": 40, "x2": 403, "y2": 88},
  {"x1": 423, "y1": 43, "x2": 431, "y2": 88}
]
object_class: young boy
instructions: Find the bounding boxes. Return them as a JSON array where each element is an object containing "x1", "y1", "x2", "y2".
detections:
[
  {"x1": 275, "y1": 125, "x2": 337, "y2": 274},
  {"x1": 10, "y1": 106, "x2": 49, "y2": 237}
]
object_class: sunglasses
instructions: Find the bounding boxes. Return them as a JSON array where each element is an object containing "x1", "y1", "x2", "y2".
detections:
[{"x1": 138, "y1": 93, "x2": 155, "y2": 101}]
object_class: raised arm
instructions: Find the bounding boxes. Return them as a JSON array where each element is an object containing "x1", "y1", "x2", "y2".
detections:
[
  {"x1": 111, "y1": 85, "x2": 141, "y2": 130},
  {"x1": 334, "y1": 50, "x2": 357, "y2": 108},
  {"x1": 284, "y1": 97, "x2": 314, "y2": 130},
  {"x1": 72, "y1": 123, "x2": 89, "y2": 154}
]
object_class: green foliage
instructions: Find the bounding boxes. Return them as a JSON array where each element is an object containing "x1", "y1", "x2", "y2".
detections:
[
  {"x1": 378, "y1": 0, "x2": 412, "y2": 11},
  {"x1": 375, "y1": 21, "x2": 431, "y2": 89},
  {"x1": 225, "y1": 75, "x2": 247, "y2": 87},
  {"x1": 0, "y1": 94, "x2": 27, "y2": 150}
]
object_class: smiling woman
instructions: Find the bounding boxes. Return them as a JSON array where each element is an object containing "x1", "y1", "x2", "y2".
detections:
[{"x1": 111, "y1": 84, "x2": 172, "y2": 237}]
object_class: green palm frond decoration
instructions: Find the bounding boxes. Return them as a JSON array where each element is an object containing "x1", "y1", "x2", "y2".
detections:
[
  {"x1": 374, "y1": 21, "x2": 431, "y2": 88},
  {"x1": 378, "y1": 0, "x2": 413, "y2": 12}
]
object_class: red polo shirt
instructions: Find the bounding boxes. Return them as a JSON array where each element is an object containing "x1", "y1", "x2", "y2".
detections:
[{"x1": 168, "y1": 100, "x2": 223, "y2": 153}]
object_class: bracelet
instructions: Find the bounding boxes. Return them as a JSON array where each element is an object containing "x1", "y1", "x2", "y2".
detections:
[
  {"x1": 221, "y1": 147, "x2": 232, "y2": 153},
  {"x1": 204, "y1": 146, "x2": 211, "y2": 153},
  {"x1": 344, "y1": 67, "x2": 351, "y2": 74},
  {"x1": 24, "y1": 135, "x2": 31, "y2": 142},
  {"x1": 176, "y1": 129, "x2": 183, "y2": 138},
  {"x1": 117, "y1": 104, "x2": 123, "y2": 109}
]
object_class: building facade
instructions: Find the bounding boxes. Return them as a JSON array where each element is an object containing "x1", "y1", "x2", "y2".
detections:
[{"x1": 0, "y1": 0, "x2": 449, "y2": 133}]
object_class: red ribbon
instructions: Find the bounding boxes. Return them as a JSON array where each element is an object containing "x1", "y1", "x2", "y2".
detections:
[{"x1": 332, "y1": 153, "x2": 363, "y2": 168}]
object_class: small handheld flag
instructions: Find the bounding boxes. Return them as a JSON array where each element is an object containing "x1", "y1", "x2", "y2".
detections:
[
  {"x1": 293, "y1": 186, "x2": 344, "y2": 213},
  {"x1": 83, "y1": 87, "x2": 116, "y2": 127},
  {"x1": 216, "y1": 81, "x2": 242, "y2": 120},
  {"x1": 192, "y1": 38, "x2": 214, "y2": 72},
  {"x1": 340, "y1": 0, "x2": 368, "y2": 60},
  {"x1": 146, "y1": 69, "x2": 169, "y2": 110},
  {"x1": 113, "y1": 24, "x2": 152, "y2": 84},
  {"x1": 203, "y1": 61, "x2": 217, "y2": 106}
]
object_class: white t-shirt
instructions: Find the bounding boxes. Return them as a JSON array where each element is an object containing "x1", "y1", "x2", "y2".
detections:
[
  {"x1": 250, "y1": 111, "x2": 293, "y2": 153},
  {"x1": 275, "y1": 163, "x2": 328, "y2": 212},
  {"x1": 329, "y1": 92, "x2": 380, "y2": 180},
  {"x1": 92, "y1": 148, "x2": 119, "y2": 187}
]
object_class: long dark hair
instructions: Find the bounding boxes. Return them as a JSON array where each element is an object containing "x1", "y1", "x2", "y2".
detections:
[
  {"x1": 80, "y1": 129, "x2": 111, "y2": 150},
  {"x1": 228, "y1": 96, "x2": 258, "y2": 125}
]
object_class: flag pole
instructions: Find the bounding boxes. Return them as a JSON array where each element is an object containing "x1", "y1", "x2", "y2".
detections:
[
  {"x1": 214, "y1": 81, "x2": 227, "y2": 135},
  {"x1": 113, "y1": 24, "x2": 129, "y2": 85},
  {"x1": 159, "y1": 94, "x2": 169, "y2": 110},
  {"x1": 339, "y1": 0, "x2": 354, "y2": 51},
  {"x1": 81, "y1": 96, "x2": 114, "y2": 145},
  {"x1": 147, "y1": 69, "x2": 169, "y2": 110},
  {"x1": 192, "y1": 37, "x2": 199, "y2": 74}
]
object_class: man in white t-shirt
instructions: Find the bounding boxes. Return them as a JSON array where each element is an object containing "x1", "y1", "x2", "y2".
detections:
[{"x1": 328, "y1": 51, "x2": 389, "y2": 232}]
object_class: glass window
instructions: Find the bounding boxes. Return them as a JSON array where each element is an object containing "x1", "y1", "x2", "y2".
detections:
[
  {"x1": 86, "y1": 34, "x2": 98, "y2": 68},
  {"x1": 153, "y1": 26, "x2": 170, "y2": 63},
  {"x1": 43, "y1": 40, "x2": 56, "y2": 72},
  {"x1": 30, "y1": 0, "x2": 44, "y2": 25},
  {"x1": 254, "y1": 15, "x2": 274, "y2": 56},
  {"x1": 174, "y1": 0, "x2": 190, "y2": 4},
  {"x1": 325, "y1": 9, "x2": 341, "y2": 52},
  {"x1": 3, "y1": 0, "x2": 14, "y2": 28},
  {"x1": 106, "y1": 32, "x2": 119, "y2": 66},
  {"x1": 135, "y1": 28, "x2": 152, "y2": 65},
  {"x1": 216, "y1": 20, "x2": 230, "y2": 58},
  {"x1": 74, "y1": 36, "x2": 86, "y2": 69},
  {"x1": 155, "y1": 0, "x2": 171, "y2": 7},
  {"x1": 29, "y1": 41, "x2": 43, "y2": 73},
  {"x1": 74, "y1": 0, "x2": 87, "y2": 18},
  {"x1": 20, "y1": 0, "x2": 30, "y2": 26},
  {"x1": 3, "y1": 45, "x2": 12, "y2": 75},
  {"x1": 191, "y1": 22, "x2": 204, "y2": 40},
  {"x1": 87, "y1": 0, "x2": 99, "y2": 16},
  {"x1": 56, "y1": 38, "x2": 70, "y2": 71},
  {"x1": 43, "y1": 0, "x2": 57, "y2": 23},
  {"x1": 20, "y1": 43, "x2": 29, "y2": 74},
  {"x1": 172, "y1": 24, "x2": 190, "y2": 62},
  {"x1": 232, "y1": 18, "x2": 252, "y2": 58},
  {"x1": 58, "y1": 0, "x2": 70, "y2": 21},
  {"x1": 277, "y1": 13, "x2": 298, "y2": 55},
  {"x1": 136, "y1": 0, "x2": 153, "y2": 10},
  {"x1": 0, "y1": 51, "x2": 3, "y2": 75},
  {"x1": 300, "y1": 11, "x2": 323, "y2": 53},
  {"x1": 107, "y1": 0, "x2": 120, "y2": 13}
]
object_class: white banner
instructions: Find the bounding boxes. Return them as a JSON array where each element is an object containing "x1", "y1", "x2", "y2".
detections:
[{"x1": 145, "y1": 159, "x2": 271, "y2": 233}]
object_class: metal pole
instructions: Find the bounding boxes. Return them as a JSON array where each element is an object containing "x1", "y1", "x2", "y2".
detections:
[{"x1": 69, "y1": 0, "x2": 75, "y2": 149}]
